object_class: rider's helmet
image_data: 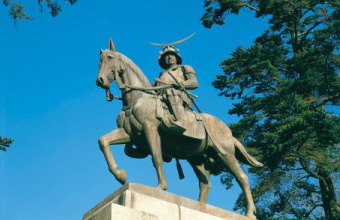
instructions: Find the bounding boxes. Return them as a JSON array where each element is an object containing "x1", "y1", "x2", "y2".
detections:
[{"x1": 158, "y1": 46, "x2": 182, "y2": 69}]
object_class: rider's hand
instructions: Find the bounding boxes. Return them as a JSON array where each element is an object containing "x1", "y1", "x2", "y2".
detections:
[{"x1": 172, "y1": 83, "x2": 182, "y2": 89}]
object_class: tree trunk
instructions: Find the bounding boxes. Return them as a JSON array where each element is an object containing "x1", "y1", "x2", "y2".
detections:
[{"x1": 317, "y1": 170, "x2": 339, "y2": 220}]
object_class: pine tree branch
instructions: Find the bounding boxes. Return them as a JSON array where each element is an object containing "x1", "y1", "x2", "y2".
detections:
[
  {"x1": 280, "y1": 167, "x2": 304, "y2": 172},
  {"x1": 297, "y1": 30, "x2": 318, "y2": 37},
  {"x1": 6, "y1": 0, "x2": 14, "y2": 7},
  {"x1": 297, "y1": 143, "x2": 329, "y2": 192},
  {"x1": 310, "y1": 94, "x2": 340, "y2": 109},
  {"x1": 0, "y1": 136, "x2": 14, "y2": 151},
  {"x1": 283, "y1": 26, "x2": 295, "y2": 31},
  {"x1": 239, "y1": 2, "x2": 259, "y2": 12},
  {"x1": 305, "y1": 204, "x2": 324, "y2": 218},
  {"x1": 297, "y1": 19, "x2": 325, "y2": 50},
  {"x1": 301, "y1": 7, "x2": 314, "y2": 18},
  {"x1": 283, "y1": 0, "x2": 296, "y2": 9},
  {"x1": 38, "y1": 0, "x2": 43, "y2": 12}
]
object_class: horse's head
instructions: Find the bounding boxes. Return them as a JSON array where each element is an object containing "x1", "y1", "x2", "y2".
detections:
[{"x1": 96, "y1": 39, "x2": 123, "y2": 90}]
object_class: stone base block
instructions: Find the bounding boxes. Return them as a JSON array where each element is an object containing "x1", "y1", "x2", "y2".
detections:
[
  {"x1": 89, "y1": 203, "x2": 157, "y2": 220},
  {"x1": 83, "y1": 183, "x2": 253, "y2": 220}
]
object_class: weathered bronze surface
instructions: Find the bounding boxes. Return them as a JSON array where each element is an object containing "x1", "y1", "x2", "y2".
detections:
[{"x1": 95, "y1": 39, "x2": 263, "y2": 219}]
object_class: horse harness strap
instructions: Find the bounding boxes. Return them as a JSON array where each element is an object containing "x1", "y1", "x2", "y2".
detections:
[{"x1": 124, "y1": 84, "x2": 171, "y2": 92}]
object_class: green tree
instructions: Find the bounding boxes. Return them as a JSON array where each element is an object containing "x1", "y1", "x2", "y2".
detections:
[
  {"x1": 0, "y1": 136, "x2": 13, "y2": 151},
  {"x1": 202, "y1": 0, "x2": 340, "y2": 219},
  {"x1": 2, "y1": 0, "x2": 77, "y2": 24}
]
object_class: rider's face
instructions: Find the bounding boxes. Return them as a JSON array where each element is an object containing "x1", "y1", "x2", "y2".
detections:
[{"x1": 165, "y1": 54, "x2": 177, "y2": 67}]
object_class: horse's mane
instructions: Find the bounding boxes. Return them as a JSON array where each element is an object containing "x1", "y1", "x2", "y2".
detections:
[{"x1": 116, "y1": 52, "x2": 151, "y2": 87}]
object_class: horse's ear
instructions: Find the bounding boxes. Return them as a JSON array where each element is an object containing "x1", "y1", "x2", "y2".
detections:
[
  {"x1": 100, "y1": 49, "x2": 104, "y2": 55},
  {"x1": 108, "y1": 38, "x2": 115, "y2": 51}
]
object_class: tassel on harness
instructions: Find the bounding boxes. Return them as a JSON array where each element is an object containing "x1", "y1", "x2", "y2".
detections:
[{"x1": 176, "y1": 158, "x2": 185, "y2": 180}]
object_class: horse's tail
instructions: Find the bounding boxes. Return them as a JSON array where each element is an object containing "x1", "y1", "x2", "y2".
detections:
[
  {"x1": 201, "y1": 113, "x2": 263, "y2": 167},
  {"x1": 233, "y1": 137, "x2": 263, "y2": 167}
]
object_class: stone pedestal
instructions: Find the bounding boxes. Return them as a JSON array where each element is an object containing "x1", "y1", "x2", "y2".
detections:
[{"x1": 83, "y1": 183, "x2": 253, "y2": 220}]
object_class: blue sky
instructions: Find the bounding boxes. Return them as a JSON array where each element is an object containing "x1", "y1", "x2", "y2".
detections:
[{"x1": 1, "y1": 1, "x2": 268, "y2": 219}]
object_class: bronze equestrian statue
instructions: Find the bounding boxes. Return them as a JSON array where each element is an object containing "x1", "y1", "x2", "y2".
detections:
[{"x1": 95, "y1": 38, "x2": 263, "y2": 219}]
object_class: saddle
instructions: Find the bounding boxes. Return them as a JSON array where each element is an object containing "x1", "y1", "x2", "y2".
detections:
[{"x1": 155, "y1": 98, "x2": 205, "y2": 140}]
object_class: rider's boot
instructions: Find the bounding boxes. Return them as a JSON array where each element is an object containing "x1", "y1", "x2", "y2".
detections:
[{"x1": 170, "y1": 103, "x2": 187, "y2": 133}]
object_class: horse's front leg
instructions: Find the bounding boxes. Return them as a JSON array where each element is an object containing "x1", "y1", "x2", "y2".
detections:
[
  {"x1": 144, "y1": 123, "x2": 167, "y2": 190},
  {"x1": 98, "y1": 128, "x2": 131, "y2": 184}
]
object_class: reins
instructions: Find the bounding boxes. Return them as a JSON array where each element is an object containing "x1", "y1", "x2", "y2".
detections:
[
  {"x1": 125, "y1": 84, "x2": 172, "y2": 91},
  {"x1": 106, "y1": 83, "x2": 172, "y2": 101}
]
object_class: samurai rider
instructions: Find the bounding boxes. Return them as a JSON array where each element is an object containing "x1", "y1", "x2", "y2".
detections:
[{"x1": 153, "y1": 46, "x2": 198, "y2": 132}]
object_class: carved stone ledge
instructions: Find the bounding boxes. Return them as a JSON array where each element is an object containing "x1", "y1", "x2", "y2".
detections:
[{"x1": 83, "y1": 183, "x2": 254, "y2": 220}]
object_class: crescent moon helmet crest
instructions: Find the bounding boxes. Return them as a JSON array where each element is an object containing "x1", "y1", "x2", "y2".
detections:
[
  {"x1": 149, "y1": 32, "x2": 196, "y2": 47},
  {"x1": 150, "y1": 33, "x2": 196, "y2": 69}
]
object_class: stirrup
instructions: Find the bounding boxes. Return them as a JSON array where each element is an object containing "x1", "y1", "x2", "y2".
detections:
[{"x1": 168, "y1": 120, "x2": 187, "y2": 134}]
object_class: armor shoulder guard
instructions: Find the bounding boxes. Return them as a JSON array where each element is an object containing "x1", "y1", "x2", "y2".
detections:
[
  {"x1": 153, "y1": 71, "x2": 164, "y2": 86},
  {"x1": 182, "y1": 65, "x2": 196, "y2": 75}
]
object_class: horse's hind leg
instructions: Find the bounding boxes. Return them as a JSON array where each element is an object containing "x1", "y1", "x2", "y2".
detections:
[
  {"x1": 98, "y1": 128, "x2": 131, "y2": 184},
  {"x1": 189, "y1": 159, "x2": 211, "y2": 203},
  {"x1": 219, "y1": 153, "x2": 256, "y2": 219}
]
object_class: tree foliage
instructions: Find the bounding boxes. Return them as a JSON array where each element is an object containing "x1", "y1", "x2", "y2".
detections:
[
  {"x1": 0, "y1": 136, "x2": 13, "y2": 151},
  {"x1": 202, "y1": 0, "x2": 340, "y2": 219},
  {"x1": 2, "y1": 0, "x2": 77, "y2": 25}
]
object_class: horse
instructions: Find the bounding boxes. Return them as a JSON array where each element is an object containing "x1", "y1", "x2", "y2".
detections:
[{"x1": 95, "y1": 39, "x2": 263, "y2": 219}]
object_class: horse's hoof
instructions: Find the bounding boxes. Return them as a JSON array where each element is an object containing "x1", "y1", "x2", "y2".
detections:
[
  {"x1": 246, "y1": 213, "x2": 257, "y2": 219},
  {"x1": 116, "y1": 170, "x2": 127, "y2": 185},
  {"x1": 157, "y1": 183, "x2": 167, "y2": 191}
]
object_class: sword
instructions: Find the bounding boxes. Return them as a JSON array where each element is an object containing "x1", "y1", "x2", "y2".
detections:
[{"x1": 165, "y1": 70, "x2": 202, "y2": 113}]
